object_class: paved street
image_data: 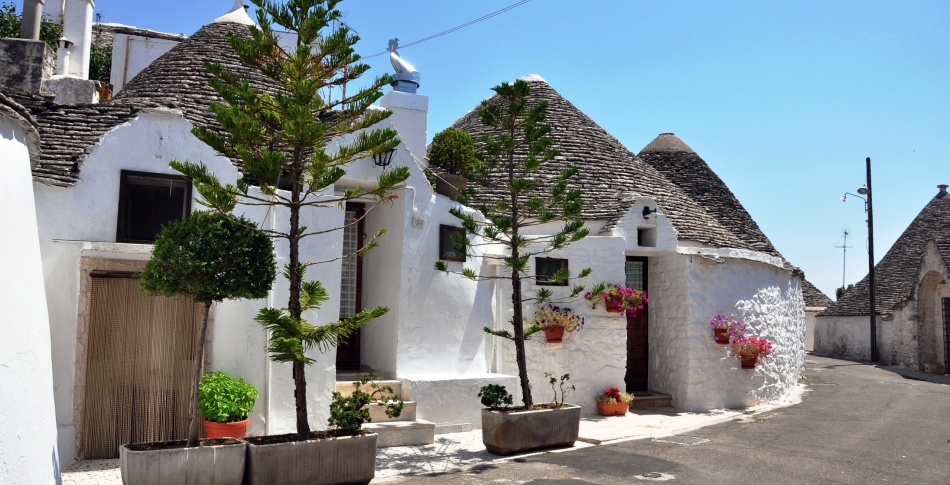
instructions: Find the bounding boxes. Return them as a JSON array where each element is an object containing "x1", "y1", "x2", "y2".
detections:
[{"x1": 391, "y1": 355, "x2": 950, "y2": 484}]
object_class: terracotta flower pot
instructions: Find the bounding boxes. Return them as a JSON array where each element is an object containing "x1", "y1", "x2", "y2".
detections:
[
  {"x1": 741, "y1": 356, "x2": 757, "y2": 369},
  {"x1": 605, "y1": 300, "x2": 622, "y2": 313},
  {"x1": 596, "y1": 400, "x2": 629, "y2": 416},
  {"x1": 713, "y1": 328, "x2": 730, "y2": 344},
  {"x1": 204, "y1": 417, "x2": 249, "y2": 438},
  {"x1": 544, "y1": 325, "x2": 565, "y2": 343}
]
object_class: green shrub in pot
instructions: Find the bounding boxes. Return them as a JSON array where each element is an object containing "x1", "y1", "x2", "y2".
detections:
[{"x1": 198, "y1": 372, "x2": 259, "y2": 423}]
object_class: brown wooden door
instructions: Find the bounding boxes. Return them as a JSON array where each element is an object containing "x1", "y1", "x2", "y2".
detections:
[
  {"x1": 625, "y1": 257, "x2": 649, "y2": 392},
  {"x1": 336, "y1": 203, "x2": 364, "y2": 370}
]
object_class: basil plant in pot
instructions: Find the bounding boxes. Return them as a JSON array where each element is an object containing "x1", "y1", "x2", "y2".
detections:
[
  {"x1": 436, "y1": 79, "x2": 590, "y2": 455},
  {"x1": 123, "y1": 211, "x2": 276, "y2": 485},
  {"x1": 198, "y1": 372, "x2": 260, "y2": 439}
]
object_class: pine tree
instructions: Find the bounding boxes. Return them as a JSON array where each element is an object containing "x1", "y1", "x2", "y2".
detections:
[
  {"x1": 436, "y1": 80, "x2": 590, "y2": 408},
  {"x1": 173, "y1": 0, "x2": 410, "y2": 435}
]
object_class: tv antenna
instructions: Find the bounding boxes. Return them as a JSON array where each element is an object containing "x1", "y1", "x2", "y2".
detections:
[{"x1": 834, "y1": 229, "x2": 852, "y2": 289}]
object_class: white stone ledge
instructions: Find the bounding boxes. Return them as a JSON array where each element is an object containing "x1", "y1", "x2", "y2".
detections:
[{"x1": 676, "y1": 246, "x2": 786, "y2": 269}]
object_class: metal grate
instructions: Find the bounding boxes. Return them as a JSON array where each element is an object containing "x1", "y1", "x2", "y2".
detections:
[
  {"x1": 625, "y1": 260, "x2": 645, "y2": 291},
  {"x1": 339, "y1": 210, "x2": 359, "y2": 319},
  {"x1": 79, "y1": 275, "x2": 202, "y2": 459}
]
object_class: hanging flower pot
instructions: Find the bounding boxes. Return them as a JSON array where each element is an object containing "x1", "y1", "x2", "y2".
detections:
[
  {"x1": 544, "y1": 325, "x2": 565, "y2": 343},
  {"x1": 713, "y1": 327, "x2": 730, "y2": 344},
  {"x1": 605, "y1": 299, "x2": 622, "y2": 313},
  {"x1": 741, "y1": 357, "x2": 757, "y2": 369}
]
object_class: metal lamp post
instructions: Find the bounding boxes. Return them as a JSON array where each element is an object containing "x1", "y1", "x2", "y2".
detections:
[{"x1": 842, "y1": 157, "x2": 878, "y2": 362}]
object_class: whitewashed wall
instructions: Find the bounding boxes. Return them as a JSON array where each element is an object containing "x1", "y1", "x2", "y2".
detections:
[
  {"x1": 674, "y1": 253, "x2": 805, "y2": 411},
  {"x1": 110, "y1": 33, "x2": 183, "y2": 93},
  {"x1": 814, "y1": 315, "x2": 874, "y2": 360},
  {"x1": 0, "y1": 110, "x2": 61, "y2": 484}
]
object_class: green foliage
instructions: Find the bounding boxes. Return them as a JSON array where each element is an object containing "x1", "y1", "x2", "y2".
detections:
[
  {"x1": 428, "y1": 127, "x2": 477, "y2": 175},
  {"x1": 139, "y1": 211, "x2": 276, "y2": 304},
  {"x1": 836, "y1": 284, "x2": 855, "y2": 299},
  {"x1": 478, "y1": 384, "x2": 513, "y2": 410},
  {"x1": 0, "y1": 2, "x2": 61, "y2": 51},
  {"x1": 328, "y1": 374, "x2": 403, "y2": 435},
  {"x1": 89, "y1": 42, "x2": 112, "y2": 83},
  {"x1": 198, "y1": 372, "x2": 260, "y2": 423},
  {"x1": 544, "y1": 372, "x2": 574, "y2": 408},
  {"x1": 172, "y1": 0, "x2": 411, "y2": 435},
  {"x1": 436, "y1": 79, "x2": 591, "y2": 407}
]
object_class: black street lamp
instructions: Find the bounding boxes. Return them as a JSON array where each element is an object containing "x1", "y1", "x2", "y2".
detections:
[{"x1": 843, "y1": 157, "x2": 878, "y2": 362}]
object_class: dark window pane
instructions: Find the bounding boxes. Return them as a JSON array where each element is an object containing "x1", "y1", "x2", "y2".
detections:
[
  {"x1": 117, "y1": 171, "x2": 191, "y2": 243},
  {"x1": 536, "y1": 258, "x2": 568, "y2": 286},
  {"x1": 439, "y1": 225, "x2": 466, "y2": 262}
]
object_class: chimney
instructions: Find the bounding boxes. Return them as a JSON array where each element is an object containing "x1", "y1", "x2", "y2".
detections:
[
  {"x1": 20, "y1": 0, "x2": 46, "y2": 41},
  {"x1": 60, "y1": 0, "x2": 95, "y2": 79},
  {"x1": 939, "y1": 184, "x2": 948, "y2": 195}
]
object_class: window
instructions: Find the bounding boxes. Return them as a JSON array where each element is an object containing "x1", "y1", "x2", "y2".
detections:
[
  {"x1": 637, "y1": 227, "x2": 657, "y2": 247},
  {"x1": 536, "y1": 257, "x2": 568, "y2": 286},
  {"x1": 116, "y1": 171, "x2": 192, "y2": 243},
  {"x1": 439, "y1": 225, "x2": 467, "y2": 262}
]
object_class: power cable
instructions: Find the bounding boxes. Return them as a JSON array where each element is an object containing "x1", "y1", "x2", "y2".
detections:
[{"x1": 361, "y1": 0, "x2": 534, "y2": 59}]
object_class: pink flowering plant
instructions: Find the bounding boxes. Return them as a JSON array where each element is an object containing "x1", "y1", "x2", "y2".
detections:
[
  {"x1": 731, "y1": 335, "x2": 773, "y2": 364},
  {"x1": 594, "y1": 387, "x2": 634, "y2": 404},
  {"x1": 584, "y1": 283, "x2": 648, "y2": 317},
  {"x1": 710, "y1": 314, "x2": 747, "y2": 342},
  {"x1": 528, "y1": 304, "x2": 584, "y2": 333}
]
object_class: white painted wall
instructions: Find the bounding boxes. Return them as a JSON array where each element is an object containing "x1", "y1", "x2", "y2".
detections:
[
  {"x1": 0, "y1": 113, "x2": 61, "y2": 483},
  {"x1": 814, "y1": 315, "x2": 874, "y2": 360},
  {"x1": 110, "y1": 33, "x2": 182, "y2": 93}
]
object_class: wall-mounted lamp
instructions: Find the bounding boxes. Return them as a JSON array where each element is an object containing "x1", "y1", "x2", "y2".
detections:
[
  {"x1": 642, "y1": 206, "x2": 658, "y2": 219},
  {"x1": 373, "y1": 148, "x2": 396, "y2": 168}
]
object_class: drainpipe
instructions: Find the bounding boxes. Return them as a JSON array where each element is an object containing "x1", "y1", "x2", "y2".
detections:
[{"x1": 19, "y1": 0, "x2": 45, "y2": 40}]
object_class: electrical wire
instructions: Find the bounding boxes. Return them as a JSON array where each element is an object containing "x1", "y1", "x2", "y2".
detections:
[{"x1": 361, "y1": 0, "x2": 534, "y2": 59}]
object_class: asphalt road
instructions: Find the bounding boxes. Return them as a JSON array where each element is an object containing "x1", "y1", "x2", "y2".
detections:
[{"x1": 390, "y1": 355, "x2": 950, "y2": 484}]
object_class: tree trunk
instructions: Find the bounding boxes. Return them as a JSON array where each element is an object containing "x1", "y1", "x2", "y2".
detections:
[
  {"x1": 289, "y1": 148, "x2": 310, "y2": 436},
  {"x1": 507, "y1": 120, "x2": 532, "y2": 408},
  {"x1": 187, "y1": 301, "x2": 212, "y2": 448}
]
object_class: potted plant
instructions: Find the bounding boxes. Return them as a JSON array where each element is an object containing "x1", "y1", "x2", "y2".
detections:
[
  {"x1": 428, "y1": 127, "x2": 477, "y2": 200},
  {"x1": 529, "y1": 304, "x2": 584, "y2": 343},
  {"x1": 479, "y1": 374, "x2": 580, "y2": 455},
  {"x1": 585, "y1": 283, "x2": 648, "y2": 317},
  {"x1": 710, "y1": 314, "x2": 747, "y2": 344},
  {"x1": 198, "y1": 372, "x2": 259, "y2": 438},
  {"x1": 731, "y1": 335, "x2": 774, "y2": 368},
  {"x1": 173, "y1": 1, "x2": 410, "y2": 484},
  {"x1": 594, "y1": 387, "x2": 634, "y2": 416},
  {"x1": 436, "y1": 79, "x2": 591, "y2": 455},
  {"x1": 123, "y1": 211, "x2": 276, "y2": 485}
]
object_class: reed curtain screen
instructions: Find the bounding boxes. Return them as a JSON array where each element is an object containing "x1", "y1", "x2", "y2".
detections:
[{"x1": 79, "y1": 274, "x2": 203, "y2": 459}]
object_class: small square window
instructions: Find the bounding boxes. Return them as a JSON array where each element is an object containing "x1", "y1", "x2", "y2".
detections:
[
  {"x1": 536, "y1": 257, "x2": 568, "y2": 286},
  {"x1": 439, "y1": 225, "x2": 467, "y2": 262},
  {"x1": 116, "y1": 170, "x2": 192, "y2": 244}
]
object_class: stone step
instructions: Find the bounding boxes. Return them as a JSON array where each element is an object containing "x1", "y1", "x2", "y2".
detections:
[
  {"x1": 629, "y1": 392, "x2": 673, "y2": 409},
  {"x1": 367, "y1": 401, "x2": 417, "y2": 423},
  {"x1": 334, "y1": 380, "x2": 403, "y2": 398},
  {"x1": 363, "y1": 420, "x2": 436, "y2": 447}
]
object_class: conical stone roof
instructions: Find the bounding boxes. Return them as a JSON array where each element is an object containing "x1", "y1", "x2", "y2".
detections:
[
  {"x1": 821, "y1": 187, "x2": 950, "y2": 317},
  {"x1": 639, "y1": 133, "x2": 780, "y2": 257},
  {"x1": 447, "y1": 79, "x2": 755, "y2": 252}
]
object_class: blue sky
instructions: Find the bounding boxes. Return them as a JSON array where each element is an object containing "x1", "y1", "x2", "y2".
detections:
[{"x1": 76, "y1": 0, "x2": 950, "y2": 298}]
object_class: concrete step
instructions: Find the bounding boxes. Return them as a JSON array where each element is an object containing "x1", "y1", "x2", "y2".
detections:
[
  {"x1": 367, "y1": 401, "x2": 417, "y2": 423},
  {"x1": 629, "y1": 391, "x2": 673, "y2": 409},
  {"x1": 335, "y1": 380, "x2": 403, "y2": 398},
  {"x1": 363, "y1": 420, "x2": 436, "y2": 447}
]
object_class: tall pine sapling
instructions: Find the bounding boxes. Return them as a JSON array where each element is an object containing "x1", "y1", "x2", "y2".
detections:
[
  {"x1": 435, "y1": 80, "x2": 590, "y2": 408},
  {"x1": 172, "y1": 0, "x2": 410, "y2": 436},
  {"x1": 139, "y1": 211, "x2": 276, "y2": 447}
]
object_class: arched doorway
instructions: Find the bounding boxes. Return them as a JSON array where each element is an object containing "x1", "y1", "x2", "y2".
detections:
[{"x1": 917, "y1": 271, "x2": 948, "y2": 374}]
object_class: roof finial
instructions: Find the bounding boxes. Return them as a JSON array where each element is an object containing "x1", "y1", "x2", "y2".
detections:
[
  {"x1": 938, "y1": 184, "x2": 948, "y2": 195},
  {"x1": 212, "y1": 0, "x2": 255, "y2": 25},
  {"x1": 388, "y1": 38, "x2": 420, "y2": 94}
]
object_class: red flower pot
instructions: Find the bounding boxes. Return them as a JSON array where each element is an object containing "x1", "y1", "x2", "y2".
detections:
[
  {"x1": 596, "y1": 400, "x2": 629, "y2": 416},
  {"x1": 605, "y1": 300, "x2": 622, "y2": 313},
  {"x1": 203, "y1": 417, "x2": 249, "y2": 438},
  {"x1": 740, "y1": 356, "x2": 757, "y2": 369},
  {"x1": 713, "y1": 328, "x2": 730, "y2": 344},
  {"x1": 544, "y1": 325, "x2": 565, "y2": 343}
]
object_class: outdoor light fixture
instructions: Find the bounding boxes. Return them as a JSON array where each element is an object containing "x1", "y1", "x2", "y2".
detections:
[
  {"x1": 373, "y1": 148, "x2": 396, "y2": 168},
  {"x1": 642, "y1": 206, "x2": 657, "y2": 219},
  {"x1": 843, "y1": 158, "x2": 877, "y2": 362}
]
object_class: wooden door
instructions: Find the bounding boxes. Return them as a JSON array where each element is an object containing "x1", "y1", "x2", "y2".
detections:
[
  {"x1": 943, "y1": 298, "x2": 950, "y2": 374},
  {"x1": 625, "y1": 257, "x2": 649, "y2": 392},
  {"x1": 336, "y1": 203, "x2": 364, "y2": 370}
]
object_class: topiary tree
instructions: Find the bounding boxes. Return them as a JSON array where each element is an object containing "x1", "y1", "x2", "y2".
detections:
[
  {"x1": 140, "y1": 211, "x2": 276, "y2": 447},
  {"x1": 172, "y1": 0, "x2": 411, "y2": 436},
  {"x1": 436, "y1": 79, "x2": 590, "y2": 408},
  {"x1": 428, "y1": 127, "x2": 477, "y2": 175}
]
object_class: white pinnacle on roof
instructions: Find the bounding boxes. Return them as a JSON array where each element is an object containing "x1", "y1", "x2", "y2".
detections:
[
  {"x1": 518, "y1": 74, "x2": 547, "y2": 83},
  {"x1": 213, "y1": 0, "x2": 255, "y2": 25}
]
